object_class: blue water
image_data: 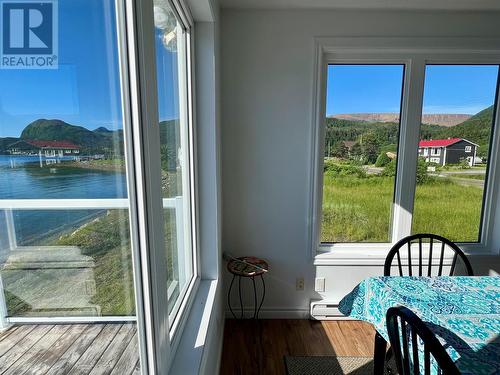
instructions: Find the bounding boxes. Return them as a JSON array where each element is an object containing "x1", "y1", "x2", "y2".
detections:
[{"x1": 0, "y1": 155, "x2": 128, "y2": 245}]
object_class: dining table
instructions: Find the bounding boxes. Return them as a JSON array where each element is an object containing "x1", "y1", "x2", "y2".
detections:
[{"x1": 338, "y1": 276, "x2": 500, "y2": 375}]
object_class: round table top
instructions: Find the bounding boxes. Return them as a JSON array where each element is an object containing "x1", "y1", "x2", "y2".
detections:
[{"x1": 227, "y1": 256, "x2": 268, "y2": 277}]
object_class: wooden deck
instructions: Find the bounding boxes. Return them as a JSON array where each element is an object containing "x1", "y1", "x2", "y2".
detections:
[{"x1": 0, "y1": 323, "x2": 140, "y2": 375}]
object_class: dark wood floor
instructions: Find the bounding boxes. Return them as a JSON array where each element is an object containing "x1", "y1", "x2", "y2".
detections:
[
  {"x1": 220, "y1": 319, "x2": 376, "y2": 375},
  {"x1": 0, "y1": 323, "x2": 140, "y2": 375}
]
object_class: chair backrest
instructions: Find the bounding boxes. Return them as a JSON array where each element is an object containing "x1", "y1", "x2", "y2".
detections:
[
  {"x1": 386, "y1": 306, "x2": 460, "y2": 375},
  {"x1": 384, "y1": 233, "x2": 473, "y2": 277}
]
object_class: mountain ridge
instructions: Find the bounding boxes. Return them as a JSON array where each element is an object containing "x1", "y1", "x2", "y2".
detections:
[{"x1": 330, "y1": 113, "x2": 472, "y2": 127}]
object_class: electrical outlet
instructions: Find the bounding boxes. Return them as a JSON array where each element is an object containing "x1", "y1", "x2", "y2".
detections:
[{"x1": 296, "y1": 277, "x2": 304, "y2": 291}]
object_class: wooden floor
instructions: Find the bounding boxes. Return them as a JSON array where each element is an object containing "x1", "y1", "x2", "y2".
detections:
[
  {"x1": 0, "y1": 323, "x2": 140, "y2": 375},
  {"x1": 220, "y1": 319, "x2": 376, "y2": 375}
]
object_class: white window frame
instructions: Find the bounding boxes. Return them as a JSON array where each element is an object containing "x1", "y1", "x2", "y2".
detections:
[
  {"x1": 0, "y1": 0, "x2": 201, "y2": 372},
  {"x1": 465, "y1": 145, "x2": 472, "y2": 153},
  {"x1": 121, "y1": 0, "x2": 199, "y2": 373},
  {"x1": 431, "y1": 147, "x2": 441, "y2": 156},
  {"x1": 309, "y1": 37, "x2": 500, "y2": 263}
]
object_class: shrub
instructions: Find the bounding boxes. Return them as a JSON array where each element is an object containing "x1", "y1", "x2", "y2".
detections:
[
  {"x1": 416, "y1": 158, "x2": 430, "y2": 184},
  {"x1": 375, "y1": 152, "x2": 391, "y2": 167},
  {"x1": 459, "y1": 158, "x2": 472, "y2": 169},
  {"x1": 324, "y1": 160, "x2": 366, "y2": 178},
  {"x1": 381, "y1": 159, "x2": 397, "y2": 177}
]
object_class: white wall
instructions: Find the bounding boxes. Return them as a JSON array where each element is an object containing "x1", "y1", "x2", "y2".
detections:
[{"x1": 221, "y1": 9, "x2": 500, "y2": 317}]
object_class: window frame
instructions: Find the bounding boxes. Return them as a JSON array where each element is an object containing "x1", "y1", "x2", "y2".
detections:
[
  {"x1": 121, "y1": 0, "x2": 200, "y2": 373},
  {"x1": 310, "y1": 37, "x2": 500, "y2": 261}
]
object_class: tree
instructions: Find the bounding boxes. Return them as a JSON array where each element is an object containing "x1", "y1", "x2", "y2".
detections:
[
  {"x1": 361, "y1": 133, "x2": 380, "y2": 164},
  {"x1": 331, "y1": 141, "x2": 348, "y2": 158},
  {"x1": 416, "y1": 158, "x2": 430, "y2": 184},
  {"x1": 349, "y1": 142, "x2": 363, "y2": 161},
  {"x1": 382, "y1": 159, "x2": 397, "y2": 177}
]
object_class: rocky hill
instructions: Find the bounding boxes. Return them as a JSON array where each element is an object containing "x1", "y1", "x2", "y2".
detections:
[{"x1": 332, "y1": 113, "x2": 472, "y2": 127}]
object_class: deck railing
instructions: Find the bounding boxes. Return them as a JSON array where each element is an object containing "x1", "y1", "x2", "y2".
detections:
[{"x1": 0, "y1": 197, "x2": 184, "y2": 328}]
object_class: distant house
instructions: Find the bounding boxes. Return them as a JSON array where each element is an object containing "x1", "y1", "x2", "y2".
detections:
[
  {"x1": 418, "y1": 138, "x2": 478, "y2": 166},
  {"x1": 8, "y1": 140, "x2": 80, "y2": 158}
]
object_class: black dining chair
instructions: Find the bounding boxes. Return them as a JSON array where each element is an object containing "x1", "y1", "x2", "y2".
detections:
[
  {"x1": 384, "y1": 233, "x2": 473, "y2": 277},
  {"x1": 386, "y1": 306, "x2": 460, "y2": 375}
]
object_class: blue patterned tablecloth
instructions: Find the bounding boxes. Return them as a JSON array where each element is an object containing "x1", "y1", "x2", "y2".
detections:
[{"x1": 339, "y1": 276, "x2": 500, "y2": 375}]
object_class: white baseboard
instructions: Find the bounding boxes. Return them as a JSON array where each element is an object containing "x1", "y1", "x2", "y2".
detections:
[{"x1": 225, "y1": 308, "x2": 310, "y2": 319}]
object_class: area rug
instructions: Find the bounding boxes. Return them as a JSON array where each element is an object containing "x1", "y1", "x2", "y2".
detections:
[{"x1": 284, "y1": 356, "x2": 396, "y2": 375}]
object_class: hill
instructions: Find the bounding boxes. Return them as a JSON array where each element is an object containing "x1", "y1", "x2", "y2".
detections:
[
  {"x1": 0, "y1": 119, "x2": 124, "y2": 155},
  {"x1": 435, "y1": 105, "x2": 495, "y2": 157},
  {"x1": 332, "y1": 113, "x2": 471, "y2": 127},
  {"x1": 325, "y1": 117, "x2": 445, "y2": 147},
  {"x1": 21, "y1": 119, "x2": 123, "y2": 154}
]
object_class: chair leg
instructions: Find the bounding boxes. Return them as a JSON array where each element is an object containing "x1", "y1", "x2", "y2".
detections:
[
  {"x1": 373, "y1": 332, "x2": 387, "y2": 375},
  {"x1": 385, "y1": 347, "x2": 394, "y2": 374}
]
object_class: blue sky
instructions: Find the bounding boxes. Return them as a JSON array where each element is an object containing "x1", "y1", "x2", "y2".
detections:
[
  {"x1": 0, "y1": 0, "x2": 178, "y2": 138},
  {"x1": 326, "y1": 64, "x2": 499, "y2": 116}
]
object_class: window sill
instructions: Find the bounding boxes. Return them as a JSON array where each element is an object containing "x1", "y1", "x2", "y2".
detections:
[
  {"x1": 169, "y1": 279, "x2": 220, "y2": 375},
  {"x1": 315, "y1": 243, "x2": 496, "y2": 266}
]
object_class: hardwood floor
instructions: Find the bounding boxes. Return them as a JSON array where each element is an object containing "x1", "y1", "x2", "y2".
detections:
[
  {"x1": 0, "y1": 323, "x2": 139, "y2": 375},
  {"x1": 220, "y1": 319, "x2": 376, "y2": 375}
]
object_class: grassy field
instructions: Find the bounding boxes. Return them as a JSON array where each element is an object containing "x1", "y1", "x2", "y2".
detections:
[
  {"x1": 321, "y1": 174, "x2": 484, "y2": 243},
  {"x1": 445, "y1": 173, "x2": 485, "y2": 180}
]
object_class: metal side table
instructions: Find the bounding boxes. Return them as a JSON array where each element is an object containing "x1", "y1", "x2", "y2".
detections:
[{"x1": 227, "y1": 256, "x2": 268, "y2": 319}]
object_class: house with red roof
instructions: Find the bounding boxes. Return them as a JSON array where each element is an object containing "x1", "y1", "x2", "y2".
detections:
[
  {"x1": 7, "y1": 139, "x2": 80, "y2": 158},
  {"x1": 418, "y1": 137, "x2": 479, "y2": 166}
]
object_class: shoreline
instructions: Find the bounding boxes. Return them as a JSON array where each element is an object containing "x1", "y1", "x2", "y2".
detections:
[{"x1": 61, "y1": 160, "x2": 126, "y2": 173}]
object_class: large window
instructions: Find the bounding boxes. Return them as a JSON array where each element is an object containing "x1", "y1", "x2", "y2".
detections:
[
  {"x1": 317, "y1": 48, "x2": 500, "y2": 250},
  {"x1": 412, "y1": 65, "x2": 500, "y2": 242},
  {"x1": 0, "y1": 0, "x2": 199, "y2": 372},
  {"x1": 321, "y1": 65, "x2": 404, "y2": 243},
  {"x1": 0, "y1": 0, "x2": 135, "y2": 319}
]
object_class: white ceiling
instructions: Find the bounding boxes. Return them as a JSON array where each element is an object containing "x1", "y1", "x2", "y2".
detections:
[{"x1": 220, "y1": 0, "x2": 500, "y2": 11}]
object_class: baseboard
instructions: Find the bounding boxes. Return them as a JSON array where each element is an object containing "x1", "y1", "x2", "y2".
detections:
[{"x1": 225, "y1": 308, "x2": 310, "y2": 319}]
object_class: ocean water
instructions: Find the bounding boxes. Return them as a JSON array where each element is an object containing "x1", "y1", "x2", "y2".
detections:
[{"x1": 0, "y1": 155, "x2": 128, "y2": 245}]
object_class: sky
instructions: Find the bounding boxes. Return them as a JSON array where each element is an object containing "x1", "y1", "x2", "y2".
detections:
[
  {"x1": 0, "y1": 0, "x2": 179, "y2": 138},
  {"x1": 326, "y1": 64, "x2": 499, "y2": 116}
]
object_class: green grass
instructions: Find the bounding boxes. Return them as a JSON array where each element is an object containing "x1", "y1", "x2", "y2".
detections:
[
  {"x1": 321, "y1": 175, "x2": 395, "y2": 242},
  {"x1": 321, "y1": 175, "x2": 484, "y2": 243},
  {"x1": 446, "y1": 173, "x2": 485, "y2": 180},
  {"x1": 55, "y1": 210, "x2": 136, "y2": 315}
]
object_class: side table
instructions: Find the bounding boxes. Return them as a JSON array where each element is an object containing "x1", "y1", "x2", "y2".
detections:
[{"x1": 227, "y1": 256, "x2": 268, "y2": 319}]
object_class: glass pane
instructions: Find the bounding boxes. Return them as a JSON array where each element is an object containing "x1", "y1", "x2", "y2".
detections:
[
  {"x1": 2, "y1": 209, "x2": 134, "y2": 317},
  {"x1": 412, "y1": 65, "x2": 500, "y2": 242},
  {"x1": 0, "y1": 0, "x2": 141, "y2": 370},
  {"x1": 321, "y1": 65, "x2": 405, "y2": 243},
  {"x1": 153, "y1": 1, "x2": 194, "y2": 318}
]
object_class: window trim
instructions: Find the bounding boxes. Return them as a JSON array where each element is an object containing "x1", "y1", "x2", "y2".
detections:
[
  {"x1": 309, "y1": 37, "x2": 500, "y2": 260},
  {"x1": 122, "y1": 0, "x2": 199, "y2": 373}
]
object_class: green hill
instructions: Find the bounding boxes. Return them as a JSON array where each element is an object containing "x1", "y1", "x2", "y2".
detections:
[
  {"x1": 0, "y1": 137, "x2": 19, "y2": 154},
  {"x1": 325, "y1": 117, "x2": 446, "y2": 147},
  {"x1": 436, "y1": 105, "x2": 495, "y2": 157},
  {"x1": 21, "y1": 119, "x2": 102, "y2": 144},
  {"x1": 326, "y1": 106, "x2": 495, "y2": 159},
  {"x1": 18, "y1": 119, "x2": 123, "y2": 155}
]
